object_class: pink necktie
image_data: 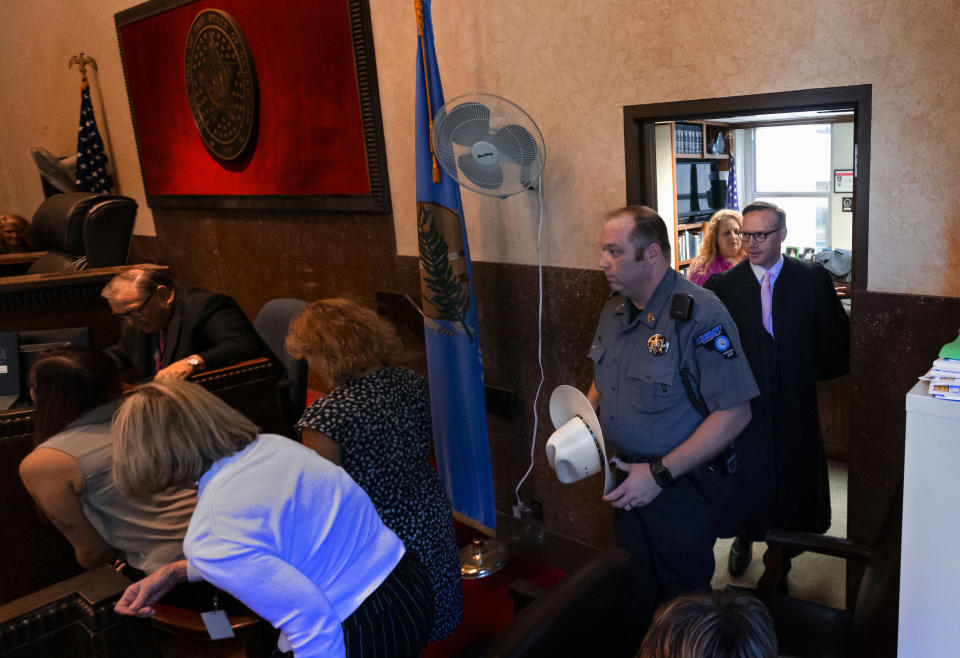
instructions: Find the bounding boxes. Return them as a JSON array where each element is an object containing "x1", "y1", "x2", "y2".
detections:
[
  {"x1": 761, "y1": 272, "x2": 773, "y2": 336},
  {"x1": 155, "y1": 331, "x2": 166, "y2": 373}
]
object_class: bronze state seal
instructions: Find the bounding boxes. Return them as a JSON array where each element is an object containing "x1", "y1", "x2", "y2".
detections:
[{"x1": 184, "y1": 9, "x2": 257, "y2": 160}]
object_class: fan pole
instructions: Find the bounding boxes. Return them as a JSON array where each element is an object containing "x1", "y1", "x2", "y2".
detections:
[{"x1": 414, "y1": 1, "x2": 440, "y2": 183}]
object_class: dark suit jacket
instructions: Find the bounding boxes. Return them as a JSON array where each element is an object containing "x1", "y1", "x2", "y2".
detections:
[
  {"x1": 106, "y1": 288, "x2": 268, "y2": 380},
  {"x1": 705, "y1": 257, "x2": 849, "y2": 536}
]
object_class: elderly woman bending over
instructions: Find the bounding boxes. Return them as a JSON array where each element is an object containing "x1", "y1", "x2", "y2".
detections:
[{"x1": 112, "y1": 379, "x2": 434, "y2": 658}]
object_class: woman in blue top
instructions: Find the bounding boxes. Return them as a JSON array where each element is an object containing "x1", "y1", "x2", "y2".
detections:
[{"x1": 111, "y1": 379, "x2": 433, "y2": 658}]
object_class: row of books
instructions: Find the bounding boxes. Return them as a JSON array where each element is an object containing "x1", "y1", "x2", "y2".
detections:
[
  {"x1": 920, "y1": 358, "x2": 960, "y2": 401},
  {"x1": 676, "y1": 228, "x2": 704, "y2": 264},
  {"x1": 674, "y1": 123, "x2": 703, "y2": 156}
]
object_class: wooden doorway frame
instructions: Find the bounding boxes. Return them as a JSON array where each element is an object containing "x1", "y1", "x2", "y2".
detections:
[{"x1": 623, "y1": 85, "x2": 871, "y2": 291}]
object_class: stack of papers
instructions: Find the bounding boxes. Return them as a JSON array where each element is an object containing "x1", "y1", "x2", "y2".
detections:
[{"x1": 920, "y1": 358, "x2": 960, "y2": 401}]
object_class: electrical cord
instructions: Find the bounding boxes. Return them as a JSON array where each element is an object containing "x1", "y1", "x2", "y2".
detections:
[{"x1": 513, "y1": 176, "x2": 545, "y2": 515}]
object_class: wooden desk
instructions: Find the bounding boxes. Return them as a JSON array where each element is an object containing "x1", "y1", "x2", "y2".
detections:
[
  {"x1": 0, "y1": 566, "x2": 157, "y2": 658},
  {"x1": 0, "y1": 251, "x2": 47, "y2": 278}
]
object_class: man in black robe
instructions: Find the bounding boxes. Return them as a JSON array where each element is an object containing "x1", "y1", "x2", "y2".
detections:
[{"x1": 705, "y1": 200, "x2": 849, "y2": 587}]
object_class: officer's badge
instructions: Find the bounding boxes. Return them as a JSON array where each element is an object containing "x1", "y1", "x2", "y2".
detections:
[{"x1": 647, "y1": 333, "x2": 669, "y2": 356}]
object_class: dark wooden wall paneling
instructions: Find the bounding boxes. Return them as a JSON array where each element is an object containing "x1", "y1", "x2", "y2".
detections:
[{"x1": 847, "y1": 291, "x2": 960, "y2": 605}]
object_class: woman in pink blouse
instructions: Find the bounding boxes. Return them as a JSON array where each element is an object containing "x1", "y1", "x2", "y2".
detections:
[{"x1": 687, "y1": 209, "x2": 746, "y2": 286}]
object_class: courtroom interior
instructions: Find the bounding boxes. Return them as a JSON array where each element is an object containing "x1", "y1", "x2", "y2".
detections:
[{"x1": 1, "y1": 0, "x2": 958, "y2": 657}]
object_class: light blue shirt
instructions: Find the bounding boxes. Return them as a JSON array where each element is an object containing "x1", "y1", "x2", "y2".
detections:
[
  {"x1": 185, "y1": 434, "x2": 404, "y2": 658},
  {"x1": 750, "y1": 255, "x2": 785, "y2": 337}
]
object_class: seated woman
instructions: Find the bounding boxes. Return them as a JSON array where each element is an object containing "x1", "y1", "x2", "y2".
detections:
[
  {"x1": 286, "y1": 298, "x2": 463, "y2": 641},
  {"x1": 1, "y1": 213, "x2": 32, "y2": 253},
  {"x1": 112, "y1": 379, "x2": 434, "y2": 658},
  {"x1": 687, "y1": 209, "x2": 745, "y2": 286},
  {"x1": 18, "y1": 348, "x2": 195, "y2": 574}
]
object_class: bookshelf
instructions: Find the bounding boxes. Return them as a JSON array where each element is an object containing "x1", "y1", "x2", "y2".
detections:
[{"x1": 668, "y1": 121, "x2": 731, "y2": 274}]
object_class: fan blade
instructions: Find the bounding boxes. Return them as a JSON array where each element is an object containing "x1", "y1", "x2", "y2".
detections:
[
  {"x1": 489, "y1": 124, "x2": 539, "y2": 166},
  {"x1": 440, "y1": 102, "x2": 492, "y2": 146},
  {"x1": 458, "y1": 153, "x2": 503, "y2": 190}
]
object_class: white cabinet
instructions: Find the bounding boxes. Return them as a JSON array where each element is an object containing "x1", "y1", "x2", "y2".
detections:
[{"x1": 899, "y1": 381, "x2": 960, "y2": 655}]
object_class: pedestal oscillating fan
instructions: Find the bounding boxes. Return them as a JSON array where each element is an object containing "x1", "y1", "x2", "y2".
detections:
[{"x1": 431, "y1": 93, "x2": 548, "y2": 577}]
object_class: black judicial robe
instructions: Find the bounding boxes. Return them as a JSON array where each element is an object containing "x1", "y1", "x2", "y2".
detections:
[{"x1": 706, "y1": 257, "x2": 849, "y2": 538}]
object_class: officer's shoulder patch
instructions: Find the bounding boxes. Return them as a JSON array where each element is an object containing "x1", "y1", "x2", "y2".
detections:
[
  {"x1": 695, "y1": 324, "x2": 738, "y2": 358},
  {"x1": 695, "y1": 324, "x2": 724, "y2": 346}
]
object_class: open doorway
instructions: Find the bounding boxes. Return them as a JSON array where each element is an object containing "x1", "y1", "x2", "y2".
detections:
[{"x1": 622, "y1": 85, "x2": 870, "y2": 292}]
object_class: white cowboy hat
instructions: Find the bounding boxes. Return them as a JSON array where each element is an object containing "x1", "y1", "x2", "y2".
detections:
[{"x1": 546, "y1": 385, "x2": 615, "y2": 495}]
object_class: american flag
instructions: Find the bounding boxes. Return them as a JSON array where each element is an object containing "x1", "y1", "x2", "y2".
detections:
[
  {"x1": 726, "y1": 154, "x2": 739, "y2": 212},
  {"x1": 75, "y1": 81, "x2": 113, "y2": 193}
]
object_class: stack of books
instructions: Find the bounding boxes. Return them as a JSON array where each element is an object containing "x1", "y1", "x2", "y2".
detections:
[
  {"x1": 674, "y1": 124, "x2": 702, "y2": 156},
  {"x1": 920, "y1": 358, "x2": 960, "y2": 401}
]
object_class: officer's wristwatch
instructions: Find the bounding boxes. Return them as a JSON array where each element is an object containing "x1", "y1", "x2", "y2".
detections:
[{"x1": 649, "y1": 456, "x2": 675, "y2": 488}]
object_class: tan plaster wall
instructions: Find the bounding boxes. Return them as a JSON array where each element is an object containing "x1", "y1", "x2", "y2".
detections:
[
  {"x1": 2, "y1": 1, "x2": 959, "y2": 294},
  {"x1": 0, "y1": 0, "x2": 154, "y2": 235},
  {"x1": 371, "y1": 0, "x2": 960, "y2": 296}
]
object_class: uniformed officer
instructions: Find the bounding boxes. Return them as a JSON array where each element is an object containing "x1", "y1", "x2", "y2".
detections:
[{"x1": 586, "y1": 205, "x2": 759, "y2": 639}]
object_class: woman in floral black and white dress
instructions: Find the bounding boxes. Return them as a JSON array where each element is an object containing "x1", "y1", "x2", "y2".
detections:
[{"x1": 287, "y1": 299, "x2": 463, "y2": 642}]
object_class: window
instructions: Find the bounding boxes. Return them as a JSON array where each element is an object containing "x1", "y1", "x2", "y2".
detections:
[{"x1": 742, "y1": 124, "x2": 832, "y2": 251}]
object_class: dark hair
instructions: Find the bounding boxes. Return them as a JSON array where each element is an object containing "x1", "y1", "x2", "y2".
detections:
[
  {"x1": 30, "y1": 348, "x2": 122, "y2": 445},
  {"x1": 741, "y1": 201, "x2": 787, "y2": 229},
  {"x1": 637, "y1": 590, "x2": 777, "y2": 658},
  {"x1": 608, "y1": 205, "x2": 672, "y2": 262}
]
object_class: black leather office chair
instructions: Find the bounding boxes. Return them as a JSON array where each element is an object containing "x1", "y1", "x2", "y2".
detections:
[
  {"x1": 253, "y1": 298, "x2": 308, "y2": 437},
  {"x1": 748, "y1": 487, "x2": 902, "y2": 658},
  {"x1": 27, "y1": 193, "x2": 137, "y2": 274}
]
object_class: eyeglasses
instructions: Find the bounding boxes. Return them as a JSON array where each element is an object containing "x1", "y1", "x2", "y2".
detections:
[
  {"x1": 735, "y1": 229, "x2": 781, "y2": 244},
  {"x1": 113, "y1": 287, "x2": 157, "y2": 319}
]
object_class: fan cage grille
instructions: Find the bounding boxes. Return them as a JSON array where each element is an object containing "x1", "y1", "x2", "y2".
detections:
[{"x1": 432, "y1": 93, "x2": 545, "y2": 197}]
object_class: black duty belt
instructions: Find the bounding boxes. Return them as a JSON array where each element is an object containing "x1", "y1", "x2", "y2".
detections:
[{"x1": 612, "y1": 452, "x2": 660, "y2": 464}]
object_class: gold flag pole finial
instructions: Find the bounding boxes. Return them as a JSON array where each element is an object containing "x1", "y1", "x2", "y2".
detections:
[
  {"x1": 415, "y1": 0, "x2": 441, "y2": 183},
  {"x1": 69, "y1": 53, "x2": 98, "y2": 86}
]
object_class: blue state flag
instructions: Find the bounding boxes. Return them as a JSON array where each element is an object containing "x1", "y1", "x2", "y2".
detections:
[{"x1": 414, "y1": 0, "x2": 496, "y2": 531}]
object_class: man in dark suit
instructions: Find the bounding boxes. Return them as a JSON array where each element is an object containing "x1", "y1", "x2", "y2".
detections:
[
  {"x1": 102, "y1": 268, "x2": 269, "y2": 381},
  {"x1": 705, "y1": 201, "x2": 849, "y2": 587}
]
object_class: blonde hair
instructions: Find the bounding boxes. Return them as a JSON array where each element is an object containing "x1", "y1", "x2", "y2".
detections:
[
  {"x1": 0, "y1": 214, "x2": 31, "y2": 252},
  {"x1": 112, "y1": 379, "x2": 258, "y2": 496},
  {"x1": 687, "y1": 210, "x2": 744, "y2": 281},
  {"x1": 637, "y1": 591, "x2": 777, "y2": 658},
  {"x1": 285, "y1": 298, "x2": 403, "y2": 387}
]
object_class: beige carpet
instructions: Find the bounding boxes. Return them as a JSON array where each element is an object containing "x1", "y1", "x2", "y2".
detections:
[{"x1": 711, "y1": 460, "x2": 847, "y2": 609}]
